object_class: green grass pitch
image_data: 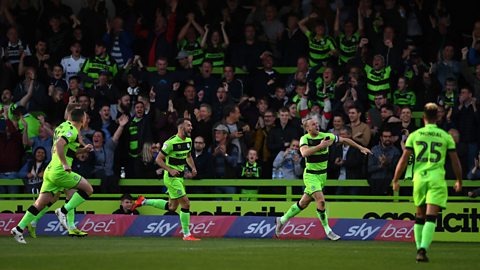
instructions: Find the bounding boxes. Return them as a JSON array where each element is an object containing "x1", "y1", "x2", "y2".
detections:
[{"x1": 1, "y1": 237, "x2": 477, "y2": 270}]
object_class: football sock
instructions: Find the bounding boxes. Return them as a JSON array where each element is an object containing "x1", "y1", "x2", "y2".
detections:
[
  {"x1": 414, "y1": 217, "x2": 425, "y2": 250},
  {"x1": 280, "y1": 202, "x2": 303, "y2": 224},
  {"x1": 317, "y1": 208, "x2": 332, "y2": 234},
  {"x1": 420, "y1": 215, "x2": 437, "y2": 250},
  {"x1": 64, "y1": 190, "x2": 89, "y2": 212},
  {"x1": 145, "y1": 199, "x2": 169, "y2": 210},
  {"x1": 65, "y1": 199, "x2": 76, "y2": 229},
  {"x1": 180, "y1": 208, "x2": 191, "y2": 236},
  {"x1": 18, "y1": 205, "x2": 40, "y2": 230},
  {"x1": 32, "y1": 202, "x2": 53, "y2": 225}
]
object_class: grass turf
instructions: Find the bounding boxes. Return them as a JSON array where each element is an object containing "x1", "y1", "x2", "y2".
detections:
[{"x1": 1, "y1": 237, "x2": 477, "y2": 270}]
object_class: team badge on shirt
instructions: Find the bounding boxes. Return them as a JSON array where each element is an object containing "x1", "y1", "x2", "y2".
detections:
[
  {"x1": 162, "y1": 143, "x2": 168, "y2": 150},
  {"x1": 186, "y1": 143, "x2": 190, "y2": 149},
  {"x1": 66, "y1": 131, "x2": 73, "y2": 138}
]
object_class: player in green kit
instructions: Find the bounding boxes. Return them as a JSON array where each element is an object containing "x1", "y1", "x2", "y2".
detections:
[
  {"x1": 131, "y1": 118, "x2": 200, "y2": 241},
  {"x1": 11, "y1": 109, "x2": 94, "y2": 244},
  {"x1": 25, "y1": 103, "x2": 90, "y2": 239},
  {"x1": 392, "y1": 103, "x2": 462, "y2": 262},
  {"x1": 275, "y1": 117, "x2": 371, "y2": 240}
]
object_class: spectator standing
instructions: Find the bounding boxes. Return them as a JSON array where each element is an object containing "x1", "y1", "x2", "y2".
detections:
[
  {"x1": 177, "y1": 13, "x2": 206, "y2": 68},
  {"x1": 211, "y1": 124, "x2": 239, "y2": 195},
  {"x1": 21, "y1": 115, "x2": 53, "y2": 162},
  {"x1": 200, "y1": 22, "x2": 229, "y2": 67},
  {"x1": 20, "y1": 39, "x2": 50, "y2": 83},
  {"x1": 185, "y1": 136, "x2": 213, "y2": 185},
  {"x1": 451, "y1": 87, "x2": 479, "y2": 171},
  {"x1": 13, "y1": 67, "x2": 48, "y2": 112},
  {"x1": 267, "y1": 107, "x2": 303, "y2": 160},
  {"x1": 368, "y1": 129, "x2": 401, "y2": 195},
  {"x1": 3, "y1": 26, "x2": 31, "y2": 75},
  {"x1": 347, "y1": 106, "x2": 371, "y2": 147},
  {"x1": 92, "y1": 115, "x2": 129, "y2": 193},
  {"x1": 103, "y1": 17, "x2": 134, "y2": 68},
  {"x1": 328, "y1": 126, "x2": 365, "y2": 196},
  {"x1": 272, "y1": 139, "x2": 303, "y2": 180},
  {"x1": 44, "y1": 15, "x2": 70, "y2": 63},
  {"x1": 191, "y1": 103, "x2": 213, "y2": 148},
  {"x1": 218, "y1": 104, "x2": 251, "y2": 164},
  {"x1": 399, "y1": 107, "x2": 418, "y2": 135},
  {"x1": 334, "y1": 7, "x2": 363, "y2": 66},
  {"x1": 357, "y1": 38, "x2": 395, "y2": 107},
  {"x1": 393, "y1": 77, "x2": 416, "y2": 108},
  {"x1": 432, "y1": 44, "x2": 460, "y2": 89},
  {"x1": 238, "y1": 149, "x2": 261, "y2": 201},
  {"x1": 18, "y1": 147, "x2": 47, "y2": 194},
  {"x1": 467, "y1": 151, "x2": 480, "y2": 180},
  {"x1": 437, "y1": 78, "x2": 457, "y2": 110},
  {"x1": 135, "y1": 12, "x2": 177, "y2": 65},
  {"x1": 261, "y1": 5, "x2": 284, "y2": 59},
  {"x1": 125, "y1": 101, "x2": 152, "y2": 177},
  {"x1": 91, "y1": 105, "x2": 117, "y2": 141},
  {"x1": 230, "y1": 24, "x2": 268, "y2": 71},
  {"x1": 0, "y1": 110, "x2": 24, "y2": 195},
  {"x1": 461, "y1": 47, "x2": 480, "y2": 100},
  {"x1": 193, "y1": 60, "x2": 220, "y2": 105},
  {"x1": 79, "y1": 41, "x2": 118, "y2": 92},
  {"x1": 328, "y1": 114, "x2": 346, "y2": 137},
  {"x1": 133, "y1": 57, "x2": 173, "y2": 112},
  {"x1": 279, "y1": 13, "x2": 308, "y2": 66},
  {"x1": 249, "y1": 51, "x2": 279, "y2": 99},
  {"x1": 299, "y1": 13, "x2": 336, "y2": 69},
  {"x1": 60, "y1": 41, "x2": 86, "y2": 82},
  {"x1": 253, "y1": 109, "x2": 276, "y2": 179},
  {"x1": 221, "y1": 64, "x2": 243, "y2": 103}
]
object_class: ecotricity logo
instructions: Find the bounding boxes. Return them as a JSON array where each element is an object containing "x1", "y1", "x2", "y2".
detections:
[
  {"x1": 144, "y1": 220, "x2": 179, "y2": 236},
  {"x1": 363, "y1": 208, "x2": 480, "y2": 233}
]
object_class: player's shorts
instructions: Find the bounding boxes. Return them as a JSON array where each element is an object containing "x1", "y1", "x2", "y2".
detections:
[
  {"x1": 413, "y1": 176, "x2": 448, "y2": 209},
  {"x1": 41, "y1": 168, "x2": 82, "y2": 194},
  {"x1": 164, "y1": 174, "x2": 186, "y2": 199},
  {"x1": 303, "y1": 170, "x2": 327, "y2": 196}
]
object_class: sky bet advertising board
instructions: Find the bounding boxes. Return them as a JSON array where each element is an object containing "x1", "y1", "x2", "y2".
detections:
[{"x1": 1, "y1": 201, "x2": 478, "y2": 242}]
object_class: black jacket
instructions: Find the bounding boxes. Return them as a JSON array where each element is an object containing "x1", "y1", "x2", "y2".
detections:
[
  {"x1": 328, "y1": 144, "x2": 365, "y2": 179},
  {"x1": 112, "y1": 206, "x2": 139, "y2": 215}
]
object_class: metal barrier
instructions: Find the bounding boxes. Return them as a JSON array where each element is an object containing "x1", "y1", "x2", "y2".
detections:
[{"x1": 1, "y1": 179, "x2": 478, "y2": 201}]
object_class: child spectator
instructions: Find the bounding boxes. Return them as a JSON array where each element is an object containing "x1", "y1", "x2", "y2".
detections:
[{"x1": 112, "y1": 194, "x2": 139, "y2": 215}]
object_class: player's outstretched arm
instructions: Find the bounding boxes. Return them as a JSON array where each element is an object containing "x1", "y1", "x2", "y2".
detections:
[
  {"x1": 448, "y1": 151, "x2": 463, "y2": 192},
  {"x1": 338, "y1": 137, "x2": 372, "y2": 155},
  {"x1": 391, "y1": 149, "x2": 412, "y2": 191}
]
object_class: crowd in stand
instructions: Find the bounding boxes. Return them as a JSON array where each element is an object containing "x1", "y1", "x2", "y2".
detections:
[{"x1": 1, "y1": 0, "x2": 480, "y2": 197}]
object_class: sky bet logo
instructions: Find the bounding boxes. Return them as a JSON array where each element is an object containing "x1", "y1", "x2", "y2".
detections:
[
  {"x1": 244, "y1": 220, "x2": 275, "y2": 237},
  {"x1": 227, "y1": 217, "x2": 325, "y2": 239},
  {"x1": 344, "y1": 222, "x2": 381, "y2": 240},
  {"x1": 144, "y1": 220, "x2": 179, "y2": 236}
]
